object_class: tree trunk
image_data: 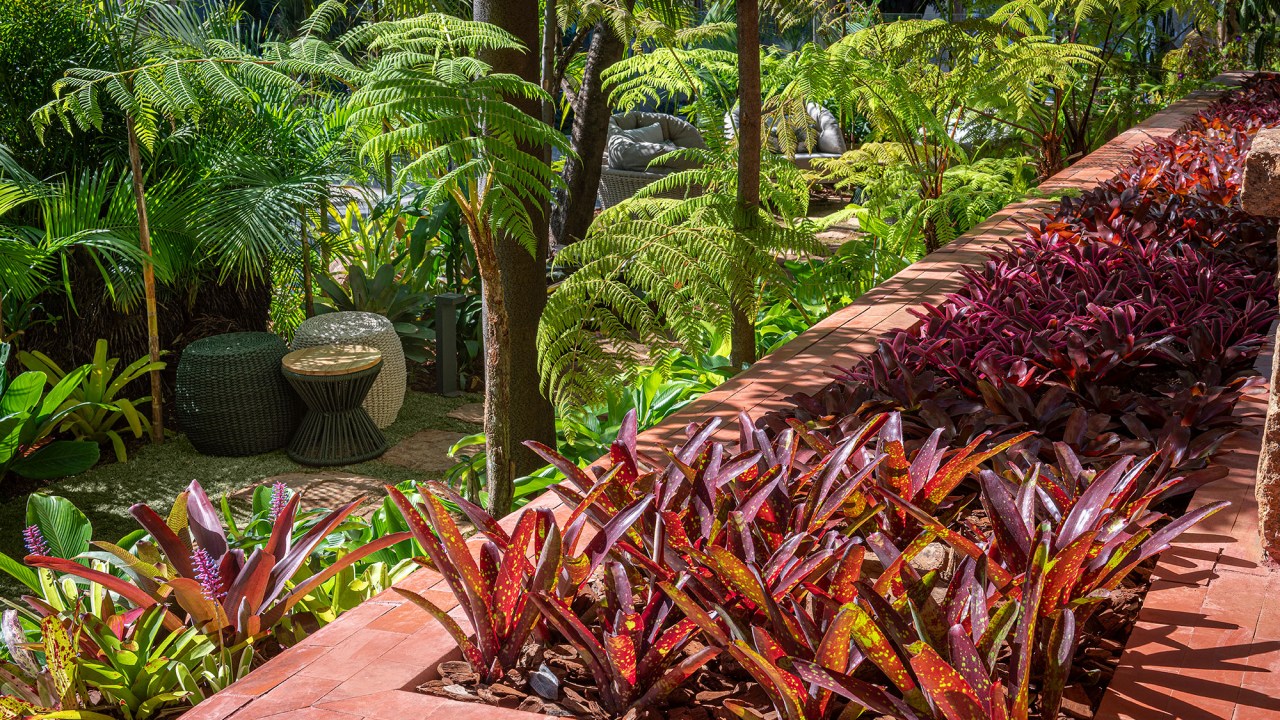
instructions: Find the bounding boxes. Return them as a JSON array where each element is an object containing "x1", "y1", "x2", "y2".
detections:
[
  {"x1": 300, "y1": 207, "x2": 314, "y2": 318},
  {"x1": 731, "y1": 0, "x2": 761, "y2": 369},
  {"x1": 474, "y1": 0, "x2": 557, "y2": 517},
  {"x1": 541, "y1": 0, "x2": 558, "y2": 128},
  {"x1": 1219, "y1": 1, "x2": 1240, "y2": 47},
  {"x1": 550, "y1": 7, "x2": 632, "y2": 247},
  {"x1": 126, "y1": 117, "x2": 164, "y2": 444}
]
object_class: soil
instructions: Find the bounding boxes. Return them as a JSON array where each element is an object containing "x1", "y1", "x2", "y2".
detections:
[{"x1": 421, "y1": 645, "x2": 795, "y2": 720}]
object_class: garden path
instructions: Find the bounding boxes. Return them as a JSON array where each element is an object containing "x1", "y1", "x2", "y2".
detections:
[{"x1": 247, "y1": 402, "x2": 485, "y2": 515}]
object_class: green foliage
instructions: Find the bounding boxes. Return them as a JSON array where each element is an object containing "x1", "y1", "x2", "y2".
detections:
[
  {"x1": 19, "y1": 340, "x2": 163, "y2": 463},
  {"x1": 556, "y1": 351, "x2": 722, "y2": 463},
  {"x1": 0, "y1": 494, "x2": 91, "y2": 593},
  {"x1": 0, "y1": 344, "x2": 101, "y2": 482},
  {"x1": 0, "y1": 153, "x2": 152, "y2": 314},
  {"x1": 0, "y1": 0, "x2": 95, "y2": 174},
  {"x1": 30, "y1": 0, "x2": 300, "y2": 152},
  {"x1": 75, "y1": 607, "x2": 208, "y2": 720},
  {"x1": 325, "y1": 13, "x2": 571, "y2": 256},
  {"x1": 821, "y1": 153, "x2": 1039, "y2": 257},
  {"x1": 316, "y1": 264, "x2": 434, "y2": 362},
  {"x1": 540, "y1": 149, "x2": 820, "y2": 410}
]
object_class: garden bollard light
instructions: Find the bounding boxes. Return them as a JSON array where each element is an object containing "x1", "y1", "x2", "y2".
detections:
[{"x1": 435, "y1": 292, "x2": 464, "y2": 397}]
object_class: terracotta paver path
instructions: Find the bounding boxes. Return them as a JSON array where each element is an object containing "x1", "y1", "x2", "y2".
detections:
[
  {"x1": 1095, "y1": 343, "x2": 1280, "y2": 720},
  {"x1": 184, "y1": 75, "x2": 1280, "y2": 720}
]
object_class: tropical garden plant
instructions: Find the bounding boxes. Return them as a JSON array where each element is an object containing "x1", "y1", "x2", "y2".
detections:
[
  {"x1": 30, "y1": 0, "x2": 304, "y2": 442},
  {"x1": 0, "y1": 2, "x2": 1276, "y2": 719},
  {"x1": 0, "y1": 343, "x2": 101, "y2": 483},
  {"x1": 365, "y1": 71, "x2": 1280, "y2": 720},
  {"x1": 18, "y1": 341, "x2": 162, "y2": 463}
]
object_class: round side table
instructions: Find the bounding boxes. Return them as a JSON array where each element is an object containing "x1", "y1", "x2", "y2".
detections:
[
  {"x1": 282, "y1": 345, "x2": 389, "y2": 466},
  {"x1": 292, "y1": 312, "x2": 406, "y2": 428}
]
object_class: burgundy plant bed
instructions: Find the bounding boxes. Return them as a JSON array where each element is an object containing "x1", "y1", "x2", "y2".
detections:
[{"x1": 186, "y1": 74, "x2": 1280, "y2": 720}]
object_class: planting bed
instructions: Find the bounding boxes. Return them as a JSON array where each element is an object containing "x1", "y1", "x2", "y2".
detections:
[{"x1": 186, "y1": 74, "x2": 1280, "y2": 720}]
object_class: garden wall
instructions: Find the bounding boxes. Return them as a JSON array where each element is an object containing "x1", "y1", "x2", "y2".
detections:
[{"x1": 184, "y1": 74, "x2": 1258, "y2": 720}]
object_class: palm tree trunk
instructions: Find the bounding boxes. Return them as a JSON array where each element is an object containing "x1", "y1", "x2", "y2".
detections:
[
  {"x1": 478, "y1": 251, "x2": 515, "y2": 514},
  {"x1": 300, "y1": 207, "x2": 314, "y2": 317},
  {"x1": 475, "y1": 0, "x2": 558, "y2": 517},
  {"x1": 731, "y1": 0, "x2": 761, "y2": 369},
  {"x1": 126, "y1": 116, "x2": 163, "y2": 444}
]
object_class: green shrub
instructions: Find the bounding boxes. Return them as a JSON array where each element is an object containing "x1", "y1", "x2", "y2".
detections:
[{"x1": 19, "y1": 340, "x2": 162, "y2": 463}]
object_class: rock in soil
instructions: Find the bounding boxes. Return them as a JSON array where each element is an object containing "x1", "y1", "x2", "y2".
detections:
[{"x1": 529, "y1": 662, "x2": 562, "y2": 700}]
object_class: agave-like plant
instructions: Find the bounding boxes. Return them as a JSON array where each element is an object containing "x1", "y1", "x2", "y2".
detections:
[{"x1": 386, "y1": 482, "x2": 561, "y2": 683}]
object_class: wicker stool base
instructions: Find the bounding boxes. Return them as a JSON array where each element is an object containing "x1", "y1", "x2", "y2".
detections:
[
  {"x1": 176, "y1": 332, "x2": 301, "y2": 457},
  {"x1": 284, "y1": 363, "x2": 388, "y2": 466}
]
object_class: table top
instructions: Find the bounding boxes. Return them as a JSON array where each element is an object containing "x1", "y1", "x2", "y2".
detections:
[{"x1": 282, "y1": 345, "x2": 382, "y2": 377}]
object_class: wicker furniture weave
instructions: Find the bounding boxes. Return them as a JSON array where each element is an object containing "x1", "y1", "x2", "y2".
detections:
[
  {"x1": 282, "y1": 345, "x2": 388, "y2": 466},
  {"x1": 176, "y1": 332, "x2": 300, "y2": 456},
  {"x1": 292, "y1": 312, "x2": 405, "y2": 428},
  {"x1": 598, "y1": 167, "x2": 704, "y2": 209}
]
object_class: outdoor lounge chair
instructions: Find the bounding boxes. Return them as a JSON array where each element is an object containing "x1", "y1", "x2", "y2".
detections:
[
  {"x1": 598, "y1": 111, "x2": 706, "y2": 209},
  {"x1": 725, "y1": 102, "x2": 848, "y2": 171}
]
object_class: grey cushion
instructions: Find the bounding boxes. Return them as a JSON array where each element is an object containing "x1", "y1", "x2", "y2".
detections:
[
  {"x1": 607, "y1": 112, "x2": 705, "y2": 171},
  {"x1": 616, "y1": 122, "x2": 665, "y2": 145},
  {"x1": 810, "y1": 103, "x2": 847, "y2": 155},
  {"x1": 725, "y1": 103, "x2": 847, "y2": 157},
  {"x1": 793, "y1": 153, "x2": 843, "y2": 171}
]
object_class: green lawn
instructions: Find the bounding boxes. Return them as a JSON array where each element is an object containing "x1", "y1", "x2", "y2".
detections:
[{"x1": 0, "y1": 390, "x2": 480, "y2": 598}]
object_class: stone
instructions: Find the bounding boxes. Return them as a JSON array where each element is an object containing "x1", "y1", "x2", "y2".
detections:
[
  {"x1": 1256, "y1": 339, "x2": 1280, "y2": 565},
  {"x1": 447, "y1": 402, "x2": 484, "y2": 425},
  {"x1": 1243, "y1": 132, "x2": 1280, "y2": 565},
  {"x1": 379, "y1": 429, "x2": 470, "y2": 474},
  {"x1": 233, "y1": 472, "x2": 386, "y2": 515},
  {"x1": 908, "y1": 542, "x2": 953, "y2": 577},
  {"x1": 1243, "y1": 128, "x2": 1280, "y2": 217},
  {"x1": 528, "y1": 663, "x2": 560, "y2": 700}
]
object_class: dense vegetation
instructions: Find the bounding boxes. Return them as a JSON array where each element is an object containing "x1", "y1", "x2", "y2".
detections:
[
  {"x1": 0, "y1": 0, "x2": 1278, "y2": 718},
  {"x1": 389, "y1": 72, "x2": 1280, "y2": 720}
]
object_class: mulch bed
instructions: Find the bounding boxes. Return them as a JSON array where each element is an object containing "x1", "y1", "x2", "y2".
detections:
[{"x1": 416, "y1": 558, "x2": 1156, "y2": 720}]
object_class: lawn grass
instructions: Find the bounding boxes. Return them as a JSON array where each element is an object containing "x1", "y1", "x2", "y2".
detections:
[{"x1": 0, "y1": 390, "x2": 481, "y2": 598}]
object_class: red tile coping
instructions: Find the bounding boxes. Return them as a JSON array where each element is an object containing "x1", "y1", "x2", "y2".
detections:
[{"x1": 184, "y1": 75, "x2": 1272, "y2": 720}]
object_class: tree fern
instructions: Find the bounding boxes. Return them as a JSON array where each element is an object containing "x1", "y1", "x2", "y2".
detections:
[
  {"x1": 31, "y1": 1, "x2": 301, "y2": 150},
  {"x1": 539, "y1": 149, "x2": 820, "y2": 410}
]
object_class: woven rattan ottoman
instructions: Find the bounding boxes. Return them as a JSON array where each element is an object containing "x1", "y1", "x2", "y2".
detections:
[
  {"x1": 282, "y1": 345, "x2": 388, "y2": 466},
  {"x1": 176, "y1": 332, "x2": 301, "y2": 456},
  {"x1": 292, "y1": 312, "x2": 405, "y2": 428}
]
